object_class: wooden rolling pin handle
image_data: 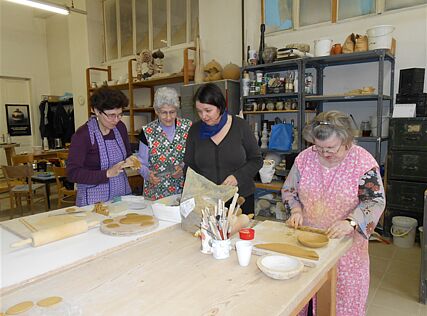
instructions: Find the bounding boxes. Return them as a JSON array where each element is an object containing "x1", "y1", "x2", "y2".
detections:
[{"x1": 11, "y1": 238, "x2": 33, "y2": 248}]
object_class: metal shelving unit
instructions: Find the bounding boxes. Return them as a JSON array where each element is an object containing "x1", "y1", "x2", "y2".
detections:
[{"x1": 303, "y1": 49, "x2": 395, "y2": 163}]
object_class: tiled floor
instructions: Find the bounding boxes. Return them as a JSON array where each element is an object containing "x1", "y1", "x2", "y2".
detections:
[{"x1": 368, "y1": 242, "x2": 426, "y2": 315}]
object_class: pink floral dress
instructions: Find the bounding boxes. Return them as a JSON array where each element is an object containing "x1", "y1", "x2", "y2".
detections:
[{"x1": 282, "y1": 145, "x2": 385, "y2": 316}]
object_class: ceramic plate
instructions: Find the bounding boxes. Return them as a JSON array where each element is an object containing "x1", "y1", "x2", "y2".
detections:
[{"x1": 257, "y1": 255, "x2": 304, "y2": 280}]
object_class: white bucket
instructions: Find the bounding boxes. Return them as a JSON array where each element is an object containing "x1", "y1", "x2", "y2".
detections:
[
  {"x1": 314, "y1": 39, "x2": 333, "y2": 57},
  {"x1": 391, "y1": 216, "x2": 418, "y2": 248},
  {"x1": 370, "y1": 116, "x2": 390, "y2": 137},
  {"x1": 419, "y1": 226, "x2": 424, "y2": 245},
  {"x1": 367, "y1": 25, "x2": 394, "y2": 50}
]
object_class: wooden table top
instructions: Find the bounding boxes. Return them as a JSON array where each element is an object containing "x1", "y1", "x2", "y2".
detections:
[{"x1": 1, "y1": 224, "x2": 352, "y2": 315}]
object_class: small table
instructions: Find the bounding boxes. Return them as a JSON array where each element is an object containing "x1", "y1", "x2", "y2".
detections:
[
  {"x1": 31, "y1": 172, "x2": 56, "y2": 209},
  {"x1": 0, "y1": 143, "x2": 20, "y2": 165},
  {"x1": 33, "y1": 149, "x2": 68, "y2": 161}
]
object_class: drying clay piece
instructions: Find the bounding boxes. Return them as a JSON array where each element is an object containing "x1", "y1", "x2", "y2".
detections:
[
  {"x1": 66, "y1": 207, "x2": 77, "y2": 213},
  {"x1": 126, "y1": 213, "x2": 139, "y2": 217},
  {"x1": 92, "y1": 202, "x2": 109, "y2": 216},
  {"x1": 5, "y1": 301, "x2": 34, "y2": 315},
  {"x1": 141, "y1": 220, "x2": 155, "y2": 227},
  {"x1": 107, "y1": 223, "x2": 120, "y2": 228},
  {"x1": 100, "y1": 214, "x2": 158, "y2": 236},
  {"x1": 120, "y1": 215, "x2": 153, "y2": 225},
  {"x1": 102, "y1": 219, "x2": 114, "y2": 224},
  {"x1": 37, "y1": 296, "x2": 62, "y2": 307}
]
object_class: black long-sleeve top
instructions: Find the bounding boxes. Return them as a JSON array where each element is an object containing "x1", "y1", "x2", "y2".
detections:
[{"x1": 184, "y1": 116, "x2": 263, "y2": 197}]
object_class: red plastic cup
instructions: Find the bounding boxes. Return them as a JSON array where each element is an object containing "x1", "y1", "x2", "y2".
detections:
[{"x1": 239, "y1": 228, "x2": 255, "y2": 240}]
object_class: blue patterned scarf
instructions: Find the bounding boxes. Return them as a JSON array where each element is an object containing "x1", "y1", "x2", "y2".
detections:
[{"x1": 199, "y1": 111, "x2": 228, "y2": 140}]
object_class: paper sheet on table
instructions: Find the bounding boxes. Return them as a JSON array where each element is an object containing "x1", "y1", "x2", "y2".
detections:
[{"x1": 180, "y1": 168, "x2": 238, "y2": 233}]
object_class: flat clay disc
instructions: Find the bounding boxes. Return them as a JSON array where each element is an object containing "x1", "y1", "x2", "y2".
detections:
[
  {"x1": 37, "y1": 296, "x2": 63, "y2": 307},
  {"x1": 100, "y1": 214, "x2": 158, "y2": 236},
  {"x1": 102, "y1": 219, "x2": 114, "y2": 224},
  {"x1": 6, "y1": 301, "x2": 34, "y2": 315}
]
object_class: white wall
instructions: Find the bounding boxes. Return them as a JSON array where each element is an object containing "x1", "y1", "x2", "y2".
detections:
[
  {"x1": 46, "y1": 15, "x2": 73, "y2": 95},
  {"x1": 0, "y1": 2, "x2": 52, "y2": 148}
]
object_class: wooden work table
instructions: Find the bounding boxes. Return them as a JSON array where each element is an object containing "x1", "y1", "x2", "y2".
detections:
[{"x1": 1, "y1": 206, "x2": 352, "y2": 315}]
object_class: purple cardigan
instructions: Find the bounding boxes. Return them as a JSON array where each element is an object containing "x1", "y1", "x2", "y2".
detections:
[{"x1": 67, "y1": 120, "x2": 131, "y2": 185}]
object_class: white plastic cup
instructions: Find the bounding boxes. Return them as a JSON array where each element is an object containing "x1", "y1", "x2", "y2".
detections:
[
  {"x1": 235, "y1": 240, "x2": 253, "y2": 267},
  {"x1": 211, "y1": 239, "x2": 231, "y2": 260}
]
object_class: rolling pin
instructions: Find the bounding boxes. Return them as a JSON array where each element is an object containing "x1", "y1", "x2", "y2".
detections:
[{"x1": 11, "y1": 220, "x2": 99, "y2": 248}]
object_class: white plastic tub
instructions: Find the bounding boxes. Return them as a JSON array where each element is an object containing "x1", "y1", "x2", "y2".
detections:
[
  {"x1": 367, "y1": 25, "x2": 394, "y2": 50},
  {"x1": 391, "y1": 216, "x2": 418, "y2": 248}
]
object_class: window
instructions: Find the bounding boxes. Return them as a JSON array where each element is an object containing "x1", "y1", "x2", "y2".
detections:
[
  {"x1": 265, "y1": 0, "x2": 293, "y2": 33},
  {"x1": 103, "y1": 0, "x2": 199, "y2": 62},
  {"x1": 385, "y1": 0, "x2": 426, "y2": 11},
  {"x1": 338, "y1": 0, "x2": 375, "y2": 20},
  {"x1": 299, "y1": 0, "x2": 330, "y2": 27},
  {"x1": 263, "y1": 0, "x2": 425, "y2": 34}
]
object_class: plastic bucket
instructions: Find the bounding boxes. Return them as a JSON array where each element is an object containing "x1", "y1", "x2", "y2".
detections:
[
  {"x1": 391, "y1": 216, "x2": 418, "y2": 248},
  {"x1": 367, "y1": 25, "x2": 394, "y2": 50},
  {"x1": 314, "y1": 39, "x2": 332, "y2": 57},
  {"x1": 370, "y1": 116, "x2": 390, "y2": 137}
]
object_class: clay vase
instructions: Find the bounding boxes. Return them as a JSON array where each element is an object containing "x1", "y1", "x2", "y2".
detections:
[{"x1": 330, "y1": 44, "x2": 342, "y2": 55}]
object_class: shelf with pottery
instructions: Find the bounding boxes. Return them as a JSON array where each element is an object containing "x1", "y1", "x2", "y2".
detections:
[{"x1": 305, "y1": 94, "x2": 392, "y2": 102}]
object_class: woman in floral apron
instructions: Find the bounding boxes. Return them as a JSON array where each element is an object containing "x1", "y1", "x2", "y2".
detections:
[
  {"x1": 282, "y1": 111, "x2": 385, "y2": 316},
  {"x1": 136, "y1": 87, "x2": 192, "y2": 200},
  {"x1": 67, "y1": 87, "x2": 132, "y2": 206}
]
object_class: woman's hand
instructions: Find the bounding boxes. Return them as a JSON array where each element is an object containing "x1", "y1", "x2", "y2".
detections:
[
  {"x1": 106, "y1": 161, "x2": 126, "y2": 178},
  {"x1": 326, "y1": 220, "x2": 355, "y2": 239},
  {"x1": 149, "y1": 171, "x2": 161, "y2": 185},
  {"x1": 222, "y1": 175, "x2": 238, "y2": 186},
  {"x1": 122, "y1": 156, "x2": 135, "y2": 168},
  {"x1": 171, "y1": 165, "x2": 183, "y2": 179},
  {"x1": 286, "y1": 210, "x2": 303, "y2": 228}
]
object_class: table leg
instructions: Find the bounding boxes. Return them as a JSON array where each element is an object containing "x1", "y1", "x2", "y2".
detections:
[
  {"x1": 46, "y1": 183, "x2": 51, "y2": 209},
  {"x1": 317, "y1": 265, "x2": 337, "y2": 316}
]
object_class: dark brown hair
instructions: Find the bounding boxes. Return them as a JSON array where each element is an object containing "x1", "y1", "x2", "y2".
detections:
[{"x1": 90, "y1": 87, "x2": 128, "y2": 112}]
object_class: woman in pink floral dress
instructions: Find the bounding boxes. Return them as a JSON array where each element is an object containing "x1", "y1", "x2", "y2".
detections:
[{"x1": 282, "y1": 111, "x2": 385, "y2": 316}]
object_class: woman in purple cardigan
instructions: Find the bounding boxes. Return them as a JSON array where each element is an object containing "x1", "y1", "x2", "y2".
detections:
[{"x1": 67, "y1": 87, "x2": 133, "y2": 206}]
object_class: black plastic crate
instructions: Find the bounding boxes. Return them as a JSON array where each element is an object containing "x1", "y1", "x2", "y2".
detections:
[{"x1": 399, "y1": 68, "x2": 425, "y2": 95}]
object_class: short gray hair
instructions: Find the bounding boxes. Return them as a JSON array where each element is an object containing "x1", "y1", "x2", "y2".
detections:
[
  {"x1": 153, "y1": 87, "x2": 180, "y2": 110},
  {"x1": 302, "y1": 111, "x2": 354, "y2": 146}
]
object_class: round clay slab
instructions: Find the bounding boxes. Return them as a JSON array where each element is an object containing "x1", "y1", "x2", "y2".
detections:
[
  {"x1": 6, "y1": 301, "x2": 34, "y2": 315},
  {"x1": 100, "y1": 215, "x2": 158, "y2": 236},
  {"x1": 119, "y1": 215, "x2": 153, "y2": 224},
  {"x1": 37, "y1": 296, "x2": 63, "y2": 307},
  {"x1": 102, "y1": 219, "x2": 114, "y2": 224},
  {"x1": 297, "y1": 232, "x2": 329, "y2": 248}
]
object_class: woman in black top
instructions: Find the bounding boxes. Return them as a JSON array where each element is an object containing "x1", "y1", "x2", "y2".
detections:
[{"x1": 184, "y1": 83, "x2": 262, "y2": 214}]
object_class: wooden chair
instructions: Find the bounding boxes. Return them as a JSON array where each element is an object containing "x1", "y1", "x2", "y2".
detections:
[
  {"x1": 1, "y1": 165, "x2": 48, "y2": 218},
  {"x1": 53, "y1": 166, "x2": 76, "y2": 209},
  {"x1": 11, "y1": 154, "x2": 34, "y2": 166},
  {"x1": 56, "y1": 151, "x2": 69, "y2": 167}
]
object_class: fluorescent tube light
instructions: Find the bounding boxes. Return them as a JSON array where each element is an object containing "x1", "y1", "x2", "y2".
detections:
[{"x1": 7, "y1": 0, "x2": 70, "y2": 15}]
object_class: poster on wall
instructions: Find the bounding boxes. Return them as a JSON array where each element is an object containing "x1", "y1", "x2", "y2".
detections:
[{"x1": 5, "y1": 104, "x2": 31, "y2": 136}]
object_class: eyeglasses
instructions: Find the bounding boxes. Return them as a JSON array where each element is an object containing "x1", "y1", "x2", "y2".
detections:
[
  {"x1": 158, "y1": 110, "x2": 177, "y2": 117},
  {"x1": 101, "y1": 111, "x2": 123, "y2": 120},
  {"x1": 312, "y1": 144, "x2": 342, "y2": 154}
]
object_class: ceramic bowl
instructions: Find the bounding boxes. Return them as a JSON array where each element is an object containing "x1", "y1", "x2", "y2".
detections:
[
  {"x1": 257, "y1": 255, "x2": 304, "y2": 280},
  {"x1": 297, "y1": 232, "x2": 329, "y2": 248}
]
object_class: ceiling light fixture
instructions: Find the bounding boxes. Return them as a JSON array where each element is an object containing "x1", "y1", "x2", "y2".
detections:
[{"x1": 6, "y1": 0, "x2": 87, "y2": 16}]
